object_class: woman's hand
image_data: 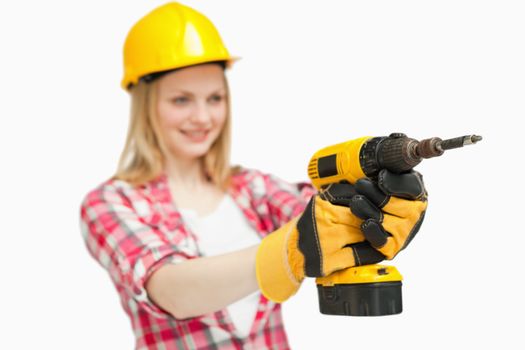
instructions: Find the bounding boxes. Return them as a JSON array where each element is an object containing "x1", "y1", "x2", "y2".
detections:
[
  {"x1": 350, "y1": 169, "x2": 428, "y2": 259},
  {"x1": 255, "y1": 183, "x2": 384, "y2": 303}
]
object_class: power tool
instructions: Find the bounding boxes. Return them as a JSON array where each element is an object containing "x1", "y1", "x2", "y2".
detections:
[{"x1": 307, "y1": 133, "x2": 482, "y2": 316}]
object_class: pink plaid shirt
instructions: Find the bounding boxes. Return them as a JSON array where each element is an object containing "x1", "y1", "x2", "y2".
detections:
[{"x1": 80, "y1": 167, "x2": 315, "y2": 350}]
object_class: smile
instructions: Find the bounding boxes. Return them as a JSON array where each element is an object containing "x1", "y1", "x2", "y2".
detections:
[{"x1": 180, "y1": 129, "x2": 210, "y2": 141}]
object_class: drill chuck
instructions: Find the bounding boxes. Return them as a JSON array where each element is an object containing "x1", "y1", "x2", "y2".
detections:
[{"x1": 360, "y1": 133, "x2": 483, "y2": 177}]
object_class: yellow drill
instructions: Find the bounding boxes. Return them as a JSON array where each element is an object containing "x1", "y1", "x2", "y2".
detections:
[{"x1": 307, "y1": 133, "x2": 482, "y2": 316}]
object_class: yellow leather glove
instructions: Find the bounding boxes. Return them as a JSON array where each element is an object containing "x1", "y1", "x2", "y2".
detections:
[
  {"x1": 350, "y1": 169, "x2": 428, "y2": 259},
  {"x1": 256, "y1": 183, "x2": 385, "y2": 303}
]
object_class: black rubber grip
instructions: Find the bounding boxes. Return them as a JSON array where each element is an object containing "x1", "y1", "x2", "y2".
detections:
[{"x1": 317, "y1": 154, "x2": 338, "y2": 178}]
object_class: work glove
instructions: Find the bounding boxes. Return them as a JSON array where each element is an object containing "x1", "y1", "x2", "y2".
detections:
[
  {"x1": 349, "y1": 169, "x2": 428, "y2": 260},
  {"x1": 256, "y1": 184, "x2": 385, "y2": 303}
]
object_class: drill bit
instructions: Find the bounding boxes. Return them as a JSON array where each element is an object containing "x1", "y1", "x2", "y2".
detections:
[
  {"x1": 414, "y1": 134, "x2": 482, "y2": 159},
  {"x1": 439, "y1": 135, "x2": 483, "y2": 150}
]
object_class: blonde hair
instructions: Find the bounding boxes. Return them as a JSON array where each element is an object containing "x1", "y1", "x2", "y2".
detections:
[{"x1": 114, "y1": 73, "x2": 233, "y2": 190}]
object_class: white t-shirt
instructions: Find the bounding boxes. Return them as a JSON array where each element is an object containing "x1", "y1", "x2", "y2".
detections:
[{"x1": 179, "y1": 194, "x2": 262, "y2": 338}]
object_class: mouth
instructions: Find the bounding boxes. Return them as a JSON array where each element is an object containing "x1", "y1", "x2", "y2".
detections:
[{"x1": 180, "y1": 129, "x2": 210, "y2": 142}]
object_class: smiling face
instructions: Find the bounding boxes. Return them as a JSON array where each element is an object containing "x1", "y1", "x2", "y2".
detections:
[{"x1": 156, "y1": 63, "x2": 228, "y2": 163}]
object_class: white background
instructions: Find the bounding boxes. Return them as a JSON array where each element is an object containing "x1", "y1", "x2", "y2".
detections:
[{"x1": 1, "y1": 0, "x2": 524, "y2": 349}]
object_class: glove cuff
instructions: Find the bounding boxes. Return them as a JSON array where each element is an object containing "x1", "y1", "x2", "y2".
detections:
[{"x1": 256, "y1": 218, "x2": 303, "y2": 303}]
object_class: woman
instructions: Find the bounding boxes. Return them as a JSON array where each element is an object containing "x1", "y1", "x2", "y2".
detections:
[{"x1": 80, "y1": 3, "x2": 427, "y2": 349}]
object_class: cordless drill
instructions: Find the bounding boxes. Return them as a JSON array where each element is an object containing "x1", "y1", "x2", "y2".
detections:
[{"x1": 307, "y1": 133, "x2": 482, "y2": 316}]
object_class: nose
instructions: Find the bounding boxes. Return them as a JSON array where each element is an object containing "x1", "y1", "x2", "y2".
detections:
[{"x1": 191, "y1": 101, "x2": 212, "y2": 124}]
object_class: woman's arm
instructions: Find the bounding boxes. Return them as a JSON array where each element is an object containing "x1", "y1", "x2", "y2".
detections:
[{"x1": 146, "y1": 244, "x2": 259, "y2": 319}]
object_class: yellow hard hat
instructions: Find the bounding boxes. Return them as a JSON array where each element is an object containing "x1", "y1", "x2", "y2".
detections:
[{"x1": 122, "y1": 2, "x2": 236, "y2": 90}]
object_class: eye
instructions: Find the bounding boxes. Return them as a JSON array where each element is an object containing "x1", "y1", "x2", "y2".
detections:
[
  {"x1": 171, "y1": 96, "x2": 189, "y2": 105},
  {"x1": 208, "y1": 94, "x2": 225, "y2": 104}
]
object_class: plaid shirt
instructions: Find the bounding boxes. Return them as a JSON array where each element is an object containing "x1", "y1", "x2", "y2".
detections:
[{"x1": 80, "y1": 167, "x2": 315, "y2": 350}]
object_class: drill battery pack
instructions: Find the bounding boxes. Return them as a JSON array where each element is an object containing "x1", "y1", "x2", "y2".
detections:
[{"x1": 316, "y1": 265, "x2": 403, "y2": 316}]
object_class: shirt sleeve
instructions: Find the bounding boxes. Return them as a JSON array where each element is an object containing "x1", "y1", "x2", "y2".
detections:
[
  {"x1": 262, "y1": 172, "x2": 317, "y2": 228},
  {"x1": 79, "y1": 181, "x2": 195, "y2": 318}
]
